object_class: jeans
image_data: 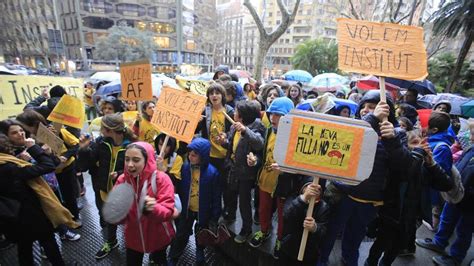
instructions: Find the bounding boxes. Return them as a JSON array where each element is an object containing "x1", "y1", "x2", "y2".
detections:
[
  {"x1": 434, "y1": 202, "x2": 474, "y2": 263},
  {"x1": 226, "y1": 179, "x2": 254, "y2": 234},
  {"x1": 318, "y1": 194, "x2": 378, "y2": 266}
]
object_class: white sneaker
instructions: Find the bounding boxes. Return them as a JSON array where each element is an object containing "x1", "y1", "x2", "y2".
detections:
[{"x1": 60, "y1": 230, "x2": 81, "y2": 241}]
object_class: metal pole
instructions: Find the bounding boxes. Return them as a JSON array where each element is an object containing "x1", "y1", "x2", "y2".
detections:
[{"x1": 176, "y1": 0, "x2": 183, "y2": 70}]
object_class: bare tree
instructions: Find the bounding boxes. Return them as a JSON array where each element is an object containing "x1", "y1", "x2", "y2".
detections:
[{"x1": 243, "y1": 0, "x2": 301, "y2": 81}]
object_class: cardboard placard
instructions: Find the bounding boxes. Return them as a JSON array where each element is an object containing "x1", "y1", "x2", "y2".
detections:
[
  {"x1": 120, "y1": 60, "x2": 152, "y2": 100},
  {"x1": 47, "y1": 95, "x2": 85, "y2": 129},
  {"x1": 151, "y1": 86, "x2": 207, "y2": 143},
  {"x1": 175, "y1": 76, "x2": 208, "y2": 96},
  {"x1": 0, "y1": 75, "x2": 84, "y2": 120},
  {"x1": 337, "y1": 18, "x2": 428, "y2": 80},
  {"x1": 36, "y1": 123, "x2": 64, "y2": 155},
  {"x1": 274, "y1": 110, "x2": 378, "y2": 184}
]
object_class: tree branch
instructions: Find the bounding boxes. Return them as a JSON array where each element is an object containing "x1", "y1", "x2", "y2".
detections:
[
  {"x1": 407, "y1": 0, "x2": 420, "y2": 25},
  {"x1": 392, "y1": 0, "x2": 403, "y2": 22},
  {"x1": 348, "y1": 0, "x2": 361, "y2": 20},
  {"x1": 243, "y1": 0, "x2": 268, "y2": 39},
  {"x1": 268, "y1": 0, "x2": 301, "y2": 43}
]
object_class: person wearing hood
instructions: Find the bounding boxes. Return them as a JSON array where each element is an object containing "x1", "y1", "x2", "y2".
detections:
[
  {"x1": 248, "y1": 97, "x2": 295, "y2": 258},
  {"x1": 77, "y1": 113, "x2": 137, "y2": 260},
  {"x1": 258, "y1": 84, "x2": 285, "y2": 128},
  {"x1": 196, "y1": 83, "x2": 234, "y2": 219},
  {"x1": 230, "y1": 73, "x2": 246, "y2": 102},
  {"x1": 114, "y1": 142, "x2": 175, "y2": 265},
  {"x1": 168, "y1": 138, "x2": 221, "y2": 266},
  {"x1": 213, "y1": 65, "x2": 229, "y2": 80},
  {"x1": 318, "y1": 90, "x2": 412, "y2": 266},
  {"x1": 433, "y1": 101, "x2": 452, "y2": 114}
]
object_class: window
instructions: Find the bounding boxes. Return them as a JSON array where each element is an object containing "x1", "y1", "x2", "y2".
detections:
[
  {"x1": 82, "y1": 16, "x2": 114, "y2": 30},
  {"x1": 186, "y1": 40, "x2": 195, "y2": 50},
  {"x1": 116, "y1": 3, "x2": 145, "y2": 16},
  {"x1": 268, "y1": 12, "x2": 272, "y2": 17},
  {"x1": 154, "y1": 36, "x2": 170, "y2": 48}
]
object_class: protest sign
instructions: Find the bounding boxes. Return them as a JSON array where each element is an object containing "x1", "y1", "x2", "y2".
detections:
[
  {"x1": 122, "y1": 110, "x2": 138, "y2": 128},
  {"x1": 0, "y1": 75, "x2": 84, "y2": 120},
  {"x1": 47, "y1": 95, "x2": 85, "y2": 129},
  {"x1": 151, "y1": 86, "x2": 207, "y2": 143},
  {"x1": 175, "y1": 76, "x2": 208, "y2": 96},
  {"x1": 337, "y1": 18, "x2": 428, "y2": 80},
  {"x1": 36, "y1": 123, "x2": 64, "y2": 155},
  {"x1": 274, "y1": 110, "x2": 378, "y2": 184},
  {"x1": 120, "y1": 60, "x2": 152, "y2": 100}
]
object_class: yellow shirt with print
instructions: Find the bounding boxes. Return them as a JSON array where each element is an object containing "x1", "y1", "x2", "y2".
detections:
[
  {"x1": 189, "y1": 168, "x2": 200, "y2": 212},
  {"x1": 209, "y1": 111, "x2": 227, "y2": 159},
  {"x1": 160, "y1": 154, "x2": 184, "y2": 181},
  {"x1": 257, "y1": 131, "x2": 280, "y2": 193},
  {"x1": 138, "y1": 119, "x2": 160, "y2": 145}
]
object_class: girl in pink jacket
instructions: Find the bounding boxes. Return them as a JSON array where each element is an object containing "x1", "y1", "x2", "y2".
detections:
[{"x1": 115, "y1": 142, "x2": 175, "y2": 265}]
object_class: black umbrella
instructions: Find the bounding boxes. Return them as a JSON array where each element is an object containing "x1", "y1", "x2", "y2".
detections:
[{"x1": 385, "y1": 78, "x2": 436, "y2": 95}]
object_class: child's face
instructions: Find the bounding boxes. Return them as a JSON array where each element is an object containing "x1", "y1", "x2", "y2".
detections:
[
  {"x1": 127, "y1": 101, "x2": 137, "y2": 111},
  {"x1": 145, "y1": 102, "x2": 155, "y2": 117},
  {"x1": 102, "y1": 103, "x2": 115, "y2": 115},
  {"x1": 125, "y1": 147, "x2": 146, "y2": 177},
  {"x1": 408, "y1": 135, "x2": 421, "y2": 149},
  {"x1": 266, "y1": 89, "x2": 279, "y2": 106},
  {"x1": 289, "y1": 87, "x2": 299, "y2": 99},
  {"x1": 157, "y1": 139, "x2": 171, "y2": 156},
  {"x1": 339, "y1": 108, "x2": 350, "y2": 118},
  {"x1": 270, "y1": 113, "x2": 282, "y2": 131},
  {"x1": 188, "y1": 150, "x2": 201, "y2": 165},
  {"x1": 435, "y1": 104, "x2": 449, "y2": 113},
  {"x1": 209, "y1": 90, "x2": 223, "y2": 106},
  {"x1": 359, "y1": 102, "x2": 377, "y2": 117},
  {"x1": 399, "y1": 121, "x2": 407, "y2": 131}
]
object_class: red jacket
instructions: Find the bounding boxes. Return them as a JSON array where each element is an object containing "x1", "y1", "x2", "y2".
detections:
[{"x1": 115, "y1": 142, "x2": 175, "y2": 253}]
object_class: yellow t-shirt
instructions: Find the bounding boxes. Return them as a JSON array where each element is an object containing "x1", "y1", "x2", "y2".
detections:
[
  {"x1": 231, "y1": 131, "x2": 241, "y2": 162},
  {"x1": 107, "y1": 145, "x2": 123, "y2": 191},
  {"x1": 209, "y1": 111, "x2": 227, "y2": 159},
  {"x1": 257, "y1": 131, "x2": 280, "y2": 193},
  {"x1": 246, "y1": 90, "x2": 256, "y2": 100},
  {"x1": 55, "y1": 128, "x2": 79, "y2": 174},
  {"x1": 138, "y1": 119, "x2": 160, "y2": 145},
  {"x1": 262, "y1": 112, "x2": 271, "y2": 129},
  {"x1": 160, "y1": 154, "x2": 184, "y2": 181},
  {"x1": 189, "y1": 168, "x2": 200, "y2": 212}
]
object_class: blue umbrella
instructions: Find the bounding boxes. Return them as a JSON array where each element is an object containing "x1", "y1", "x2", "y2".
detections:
[
  {"x1": 461, "y1": 100, "x2": 474, "y2": 118},
  {"x1": 309, "y1": 73, "x2": 349, "y2": 92},
  {"x1": 283, "y1": 70, "x2": 313, "y2": 83},
  {"x1": 297, "y1": 98, "x2": 358, "y2": 116},
  {"x1": 385, "y1": 78, "x2": 436, "y2": 95},
  {"x1": 420, "y1": 93, "x2": 469, "y2": 115}
]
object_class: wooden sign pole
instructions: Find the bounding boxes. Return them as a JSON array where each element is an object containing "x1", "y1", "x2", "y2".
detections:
[
  {"x1": 159, "y1": 135, "x2": 170, "y2": 158},
  {"x1": 297, "y1": 176, "x2": 320, "y2": 261},
  {"x1": 222, "y1": 110, "x2": 235, "y2": 125},
  {"x1": 379, "y1": 77, "x2": 388, "y2": 122}
]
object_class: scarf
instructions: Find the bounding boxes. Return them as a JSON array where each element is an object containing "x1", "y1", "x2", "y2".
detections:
[{"x1": 0, "y1": 153, "x2": 78, "y2": 229}]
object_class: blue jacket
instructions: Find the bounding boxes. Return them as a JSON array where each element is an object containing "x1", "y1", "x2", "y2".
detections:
[
  {"x1": 178, "y1": 138, "x2": 221, "y2": 225},
  {"x1": 428, "y1": 131, "x2": 454, "y2": 176},
  {"x1": 456, "y1": 146, "x2": 474, "y2": 212}
]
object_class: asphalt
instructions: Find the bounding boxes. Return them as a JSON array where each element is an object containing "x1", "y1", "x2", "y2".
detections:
[{"x1": 1, "y1": 172, "x2": 473, "y2": 265}]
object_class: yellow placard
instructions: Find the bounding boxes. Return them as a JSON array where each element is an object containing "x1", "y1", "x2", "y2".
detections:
[
  {"x1": 337, "y1": 18, "x2": 428, "y2": 80},
  {"x1": 47, "y1": 95, "x2": 85, "y2": 129},
  {"x1": 0, "y1": 75, "x2": 84, "y2": 120},
  {"x1": 120, "y1": 60, "x2": 152, "y2": 100},
  {"x1": 36, "y1": 123, "x2": 64, "y2": 155},
  {"x1": 285, "y1": 117, "x2": 364, "y2": 179},
  {"x1": 175, "y1": 76, "x2": 208, "y2": 96},
  {"x1": 151, "y1": 86, "x2": 207, "y2": 143}
]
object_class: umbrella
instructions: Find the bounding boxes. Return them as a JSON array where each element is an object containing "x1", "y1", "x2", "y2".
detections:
[
  {"x1": 89, "y1": 71, "x2": 120, "y2": 82},
  {"x1": 0, "y1": 65, "x2": 16, "y2": 75},
  {"x1": 309, "y1": 73, "x2": 349, "y2": 92},
  {"x1": 297, "y1": 97, "x2": 358, "y2": 116},
  {"x1": 419, "y1": 93, "x2": 469, "y2": 115},
  {"x1": 283, "y1": 70, "x2": 313, "y2": 83},
  {"x1": 461, "y1": 100, "x2": 474, "y2": 118},
  {"x1": 197, "y1": 72, "x2": 214, "y2": 81},
  {"x1": 385, "y1": 78, "x2": 436, "y2": 95},
  {"x1": 356, "y1": 75, "x2": 399, "y2": 100},
  {"x1": 230, "y1": 69, "x2": 252, "y2": 79}
]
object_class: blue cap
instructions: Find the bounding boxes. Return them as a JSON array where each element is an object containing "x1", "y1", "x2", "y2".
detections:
[{"x1": 266, "y1": 97, "x2": 294, "y2": 116}]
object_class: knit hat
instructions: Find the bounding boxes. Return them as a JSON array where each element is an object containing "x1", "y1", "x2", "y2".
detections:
[
  {"x1": 267, "y1": 97, "x2": 294, "y2": 116},
  {"x1": 101, "y1": 113, "x2": 125, "y2": 133},
  {"x1": 49, "y1": 85, "x2": 67, "y2": 98}
]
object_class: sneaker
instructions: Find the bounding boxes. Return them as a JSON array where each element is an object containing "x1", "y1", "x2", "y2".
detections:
[
  {"x1": 39, "y1": 246, "x2": 48, "y2": 259},
  {"x1": 95, "y1": 240, "x2": 119, "y2": 260},
  {"x1": 234, "y1": 231, "x2": 251, "y2": 244},
  {"x1": 415, "y1": 238, "x2": 445, "y2": 253},
  {"x1": 272, "y1": 239, "x2": 281, "y2": 259},
  {"x1": 60, "y1": 230, "x2": 81, "y2": 241},
  {"x1": 432, "y1": 255, "x2": 460, "y2": 266},
  {"x1": 248, "y1": 231, "x2": 270, "y2": 248}
]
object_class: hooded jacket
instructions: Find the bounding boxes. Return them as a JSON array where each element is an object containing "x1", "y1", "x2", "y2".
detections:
[
  {"x1": 398, "y1": 103, "x2": 419, "y2": 125},
  {"x1": 456, "y1": 146, "x2": 474, "y2": 212},
  {"x1": 433, "y1": 100, "x2": 452, "y2": 113},
  {"x1": 212, "y1": 65, "x2": 229, "y2": 80},
  {"x1": 115, "y1": 142, "x2": 175, "y2": 253},
  {"x1": 178, "y1": 138, "x2": 221, "y2": 225},
  {"x1": 335, "y1": 91, "x2": 411, "y2": 201},
  {"x1": 428, "y1": 131, "x2": 454, "y2": 175}
]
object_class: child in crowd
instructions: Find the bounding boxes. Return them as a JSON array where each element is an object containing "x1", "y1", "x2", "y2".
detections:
[
  {"x1": 114, "y1": 142, "x2": 175, "y2": 266},
  {"x1": 154, "y1": 133, "x2": 184, "y2": 189},
  {"x1": 133, "y1": 101, "x2": 160, "y2": 145},
  {"x1": 168, "y1": 138, "x2": 221, "y2": 266},
  {"x1": 287, "y1": 84, "x2": 303, "y2": 107}
]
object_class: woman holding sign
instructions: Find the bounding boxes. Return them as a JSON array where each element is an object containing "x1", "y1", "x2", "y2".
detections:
[{"x1": 196, "y1": 83, "x2": 235, "y2": 221}]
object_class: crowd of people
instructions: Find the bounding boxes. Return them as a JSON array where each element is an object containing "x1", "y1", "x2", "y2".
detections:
[{"x1": 0, "y1": 67, "x2": 473, "y2": 266}]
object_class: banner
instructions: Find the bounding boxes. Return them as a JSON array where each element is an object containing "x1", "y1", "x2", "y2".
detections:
[
  {"x1": 274, "y1": 110, "x2": 378, "y2": 184},
  {"x1": 48, "y1": 95, "x2": 85, "y2": 129},
  {"x1": 175, "y1": 76, "x2": 208, "y2": 96},
  {"x1": 120, "y1": 60, "x2": 152, "y2": 100},
  {"x1": 151, "y1": 86, "x2": 207, "y2": 143},
  {"x1": 337, "y1": 18, "x2": 428, "y2": 80},
  {"x1": 36, "y1": 123, "x2": 64, "y2": 155},
  {"x1": 0, "y1": 75, "x2": 84, "y2": 119}
]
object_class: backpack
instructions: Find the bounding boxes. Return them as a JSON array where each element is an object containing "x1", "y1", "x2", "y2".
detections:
[{"x1": 434, "y1": 143, "x2": 465, "y2": 204}]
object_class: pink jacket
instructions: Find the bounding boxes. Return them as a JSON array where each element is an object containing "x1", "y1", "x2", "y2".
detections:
[{"x1": 115, "y1": 142, "x2": 175, "y2": 253}]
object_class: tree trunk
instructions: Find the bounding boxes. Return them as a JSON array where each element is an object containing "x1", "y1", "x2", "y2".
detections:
[
  {"x1": 254, "y1": 41, "x2": 271, "y2": 82},
  {"x1": 446, "y1": 29, "x2": 473, "y2": 92}
]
